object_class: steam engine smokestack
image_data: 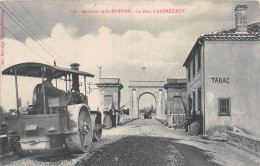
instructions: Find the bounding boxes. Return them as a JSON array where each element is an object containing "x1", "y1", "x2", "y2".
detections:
[
  {"x1": 70, "y1": 63, "x2": 80, "y2": 92},
  {"x1": 70, "y1": 63, "x2": 80, "y2": 71}
]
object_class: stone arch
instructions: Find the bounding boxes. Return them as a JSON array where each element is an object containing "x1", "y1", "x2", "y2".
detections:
[
  {"x1": 129, "y1": 81, "x2": 166, "y2": 118},
  {"x1": 137, "y1": 92, "x2": 156, "y2": 115}
]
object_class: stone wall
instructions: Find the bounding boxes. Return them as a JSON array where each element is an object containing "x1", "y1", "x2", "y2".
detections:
[
  {"x1": 119, "y1": 115, "x2": 138, "y2": 125},
  {"x1": 227, "y1": 131, "x2": 260, "y2": 156},
  {"x1": 156, "y1": 115, "x2": 167, "y2": 124}
]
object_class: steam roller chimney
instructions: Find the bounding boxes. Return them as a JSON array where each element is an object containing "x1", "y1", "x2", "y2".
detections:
[{"x1": 70, "y1": 63, "x2": 80, "y2": 92}]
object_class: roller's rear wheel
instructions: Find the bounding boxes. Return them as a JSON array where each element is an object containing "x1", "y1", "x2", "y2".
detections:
[{"x1": 65, "y1": 108, "x2": 93, "y2": 153}]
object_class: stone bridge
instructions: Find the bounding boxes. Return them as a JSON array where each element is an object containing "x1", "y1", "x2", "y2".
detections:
[{"x1": 128, "y1": 81, "x2": 166, "y2": 117}]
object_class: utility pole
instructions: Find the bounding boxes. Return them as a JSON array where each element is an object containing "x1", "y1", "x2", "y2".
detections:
[{"x1": 97, "y1": 66, "x2": 102, "y2": 78}]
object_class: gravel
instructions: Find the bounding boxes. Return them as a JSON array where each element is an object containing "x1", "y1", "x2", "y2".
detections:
[{"x1": 0, "y1": 119, "x2": 259, "y2": 166}]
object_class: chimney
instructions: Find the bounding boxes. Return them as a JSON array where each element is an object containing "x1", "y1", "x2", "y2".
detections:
[
  {"x1": 235, "y1": 5, "x2": 248, "y2": 33},
  {"x1": 70, "y1": 63, "x2": 80, "y2": 92}
]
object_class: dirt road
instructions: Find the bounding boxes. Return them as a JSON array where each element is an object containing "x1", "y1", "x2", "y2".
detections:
[
  {"x1": 1, "y1": 119, "x2": 259, "y2": 166},
  {"x1": 76, "y1": 119, "x2": 218, "y2": 166}
]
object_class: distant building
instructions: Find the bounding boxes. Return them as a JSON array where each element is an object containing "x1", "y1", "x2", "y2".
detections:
[
  {"x1": 164, "y1": 79, "x2": 187, "y2": 114},
  {"x1": 96, "y1": 78, "x2": 123, "y2": 111},
  {"x1": 164, "y1": 79, "x2": 187, "y2": 127},
  {"x1": 183, "y1": 5, "x2": 260, "y2": 136}
]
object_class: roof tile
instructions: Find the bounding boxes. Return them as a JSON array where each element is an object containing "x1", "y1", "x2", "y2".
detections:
[{"x1": 201, "y1": 22, "x2": 260, "y2": 40}]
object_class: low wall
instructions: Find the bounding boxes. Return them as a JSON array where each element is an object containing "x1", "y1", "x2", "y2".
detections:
[
  {"x1": 119, "y1": 115, "x2": 138, "y2": 124},
  {"x1": 227, "y1": 131, "x2": 260, "y2": 156},
  {"x1": 171, "y1": 114, "x2": 186, "y2": 127},
  {"x1": 156, "y1": 116, "x2": 167, "y2": 124}
]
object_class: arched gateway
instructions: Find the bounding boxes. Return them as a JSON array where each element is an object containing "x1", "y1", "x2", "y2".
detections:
[{"x1": 129, "y1": 81, "x2": 166, "y2": 117}]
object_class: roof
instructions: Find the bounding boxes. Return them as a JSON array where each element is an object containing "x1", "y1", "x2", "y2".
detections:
[
  {"x1": 183, "y1": 22, "x2": 260, "y2": 67},
  {"x1": 2, "y1": 62, "x2": 95, "y2": 78},
  {"x1": 202, "y1": 22, "x2": 260, "y2": 41}
]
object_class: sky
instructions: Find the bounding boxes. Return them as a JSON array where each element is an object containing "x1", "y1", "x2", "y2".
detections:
[{"x1": 0, "y1": 0, "x2": 259, "y2": 111}]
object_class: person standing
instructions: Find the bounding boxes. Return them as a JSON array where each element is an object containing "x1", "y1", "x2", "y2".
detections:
[
  {"x1": 110, "y1": 106, "x2": 117, "y2": 128},
  {"x1": 103, "y1": 108, "x2": 112, "y2": 129}
]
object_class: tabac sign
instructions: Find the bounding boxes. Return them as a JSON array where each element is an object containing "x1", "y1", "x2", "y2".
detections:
[{"x1": 211, "y1": 77, "x2": 230, "y2": 84}]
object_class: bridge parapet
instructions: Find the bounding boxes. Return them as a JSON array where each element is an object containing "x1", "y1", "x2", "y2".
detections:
[
  {"x1": 156, "y1": 115, "x2": 167, "y2": 124},
  {"x1": 119, "y1": 115, "x2": 138, "y2": 125}
]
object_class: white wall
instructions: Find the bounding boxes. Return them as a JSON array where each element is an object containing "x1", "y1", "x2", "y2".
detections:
[{"x1": 204, "y1": 40, "x2": 260, "y2": 137}]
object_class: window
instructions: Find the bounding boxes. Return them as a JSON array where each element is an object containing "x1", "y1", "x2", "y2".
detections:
[
  {"x1": 198, "y1": 48, "x2": 201, "y2": 71},
  {"x1": 197, "y1": 88, "x2": 202, "y2": 112},
  {"x1": 193, "y1": 57, "x2": 195, "y2": 77},
  {"x1": 192, "y1": 91, "x2": 196, "y2": 114},
  {"x1": 218, "y1": 98, "x2": 231, "y2": 116},
  {"x1": 188, "y1": 95, "x2": 192, "y2": 116},
  {"x1": 188, "y1": 66, "x2": 190, "y2": 81}
]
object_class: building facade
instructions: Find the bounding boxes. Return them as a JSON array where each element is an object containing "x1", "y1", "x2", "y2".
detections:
[
  {"x1": 183, "y1": 5, "x2": 260, "y2": 136},
  {"x1": 96, "y1": 78, "x2": 123, "y2": 112},
  {"x1": 164, "y1": 79, "x2": 187, "y2": 114}
]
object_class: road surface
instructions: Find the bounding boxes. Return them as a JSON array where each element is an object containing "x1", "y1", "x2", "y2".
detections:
[
  {"x1": 76, "y1": 119, "x2": 218, "y2": 166},
  {"x1": 1, "y1": 119, "x2": 259, "y2": 166}
]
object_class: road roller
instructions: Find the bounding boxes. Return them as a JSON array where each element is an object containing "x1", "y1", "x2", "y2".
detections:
[{"x1": 0, "y1": 62, "x2": 102, "y2": 155}]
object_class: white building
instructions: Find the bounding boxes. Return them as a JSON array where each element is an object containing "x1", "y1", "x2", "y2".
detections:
[{"x1": 183, "y1": 5, "x2": 260, "y2": 136}]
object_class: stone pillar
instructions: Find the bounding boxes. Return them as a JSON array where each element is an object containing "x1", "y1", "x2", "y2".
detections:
[
  {"x1": 157, "y1": 89, "x2": 162, "y2": 117},
  {"x1": 167, "y1": 109, "x2": 172, "y2": 127},
  {"x1": 173, "y1": 96, "x2": 185, "y2": 114},
  {"x1": 98, "y1": 89, "x2": 105, "y2": 123},
  {"x1": 163, "y1": 90, "x2": 167, "y2": 115},
  {"x1": 164, "y1": 78, "x2": 187, "y2": 116},
  {"x1": 132, "y1": 89, "x2": 138, "y2": 116},
  {"x1": 96, "y1": 78, "x2": 123, "y2": 124},
  {"x1": 99, "y1": 89, "x2": 105, "y2": 112}
]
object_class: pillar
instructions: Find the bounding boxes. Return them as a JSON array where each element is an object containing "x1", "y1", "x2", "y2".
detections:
[
  {"x1": 96, "y1": 78, "x2": 123, "y2": 124},
  {"x1": 132, "y1": 89, "x2": 138, "y2": 116},
  {"x1": 157, "y1": 89, "x2": 162, "y2": 117},
  {"x1": 167, "y1": 109, "x2": 172, "y2": 127}
]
